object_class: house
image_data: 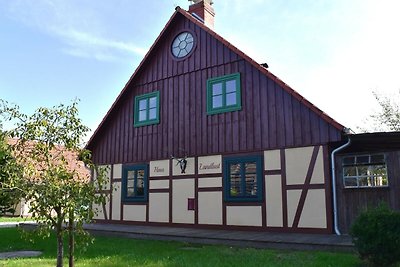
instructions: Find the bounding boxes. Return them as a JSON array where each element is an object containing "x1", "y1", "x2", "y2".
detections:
[{"x1": 87, "y1": 1, "x2": 395, "y2": 234}]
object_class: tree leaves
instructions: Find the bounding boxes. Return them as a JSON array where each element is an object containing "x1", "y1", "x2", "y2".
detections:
[
  {"x1": 0, "y1": 98, "x2": 108, "y2": 267},
  {"x1": 363, "y1": 91, "x2": 400, "y2": 132}
]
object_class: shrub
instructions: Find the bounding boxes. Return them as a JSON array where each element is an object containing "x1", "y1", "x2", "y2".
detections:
[{"x1": 350, "y1": 203, "x2": 400, "y2": 266}]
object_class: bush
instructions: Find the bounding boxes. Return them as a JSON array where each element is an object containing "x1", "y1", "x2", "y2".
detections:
[{"x1": 350, "y1": 203, "x2": 400, "y2": 266}]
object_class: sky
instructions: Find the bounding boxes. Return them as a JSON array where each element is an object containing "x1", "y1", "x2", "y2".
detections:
[{"x1": 1, "y1": 0, "x2": 400, "y2": 139}]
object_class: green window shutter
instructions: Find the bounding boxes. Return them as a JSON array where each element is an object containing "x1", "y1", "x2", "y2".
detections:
[
  {"x1": 134, "y1": 91, "x2": 160, "y2": 127},
  {"x1": 207, "y1": 73, "x2": 242, "y2": 115}
]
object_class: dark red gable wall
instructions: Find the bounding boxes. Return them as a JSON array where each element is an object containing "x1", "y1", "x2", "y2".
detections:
[{"x1": 90, "y1": 14, "x2": 342, "y2": 164}]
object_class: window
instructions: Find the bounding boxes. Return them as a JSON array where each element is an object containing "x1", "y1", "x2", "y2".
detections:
[
  {"x1": 122, "y1": 164, "x2": 148, "y2": 202},
  {"x1": 134, "y1": 91, "x2": 160, "y2": 127},
  {"x1": 207, "y1": 73, "x2": 241, "y2": 115},
  {"x1": 342, "y1": 154, "x2": 388, "y2": 188},
  {"x1": 223, "y1": 155, "x2": 263, "y2": 202},
  {"x1": 171, "y1": 31, "x2": 195, "y2": 59}
]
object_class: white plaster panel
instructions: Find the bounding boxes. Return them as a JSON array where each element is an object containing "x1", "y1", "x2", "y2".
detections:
[
  {"x1": 123, "y1": 205, "x2": 146, "y2": 222},
  {"x1": 310, "y1": 147, "x2": 325, "y2": 184},
  {"x1": 172, "y1": 179, "x2": 195, "y2": 223},
  {"x1": 149, "y1": 193, "x2": 169, "y2": 222},
  {"x1": 198, "y1": 192, "x2": 222, "y2": 225},
  {"x1": 13, "y1": 199, "x2": 31, "y2": 217},
  {"x1": 111, "y1": 182, "x2": 121, "y2": 220},
  {"x1": 93, "y1": 193, "x2": 110, "y2": 220},
  {"x1": 150, "y1": 160, "x2": 170, "y2": 177},
  {"x1": 92, "y1": 203, "x2": 104, "y2": 220},
  {"x1": 150, "y1": 179, "x2": 170, "y2": 189},
  {"x1": 285, "y1": 147, "x2": 313, "y2": 185},
  {"x1": 299, "y1": 189, "x2": 327, "y2": 228},
  {"x1": 94, "y1": 165, "x2": 111, "y2": 190},
  {"x1": 265, "y1": 175, "x2": 283, "y2": 227},
  {"x1": 13, "y1": 201, "x2": 22, "y2": 216},
  {"x1": 287, "y1": 190, "x2": 302, "y2": 227},
  {"x1": 226, "y1": 206, "x2": 262, "y2": 226},
  {"x1": 264, "y1": 150, "x2": 281, "y2": 170},
  {"x1": 113, "y1": 164, "x2": 122, "y2": 179},
  {"x1": 198, "y1": 177, "x2": 222, "y2": 188},
  {"x1": 198, "y1": 155, "x2": 222, "y2": 174},
  {"x1": 172, "y1": 157, "x2": 195, "y2": 176}
]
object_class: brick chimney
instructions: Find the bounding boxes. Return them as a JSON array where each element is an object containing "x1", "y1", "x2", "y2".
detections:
[{"x1": 188, "y1": 0, "x2": 215, "y2": 29}]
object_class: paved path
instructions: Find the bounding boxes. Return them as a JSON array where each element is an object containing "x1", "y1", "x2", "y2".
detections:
[
  {"x1": 0, "y1": 222, "x2": 41, "y2": 260},
  {"x1": 0, "y1": 251, "x2": 42, "y2": 259},
  {"x1": 0, "y1": 221, "x2": 35, "y2": 228},
  {"x1": 83, "y1": 223, "x2": 354, "y2": 252}
]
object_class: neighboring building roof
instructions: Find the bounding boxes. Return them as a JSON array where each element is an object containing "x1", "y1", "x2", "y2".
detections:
[
  {"x1": 337, "y1": 132, "x2": 400, "y2": 153},
  {"x1": 8, "y1": 138, "x2": 90, "y2": 182},
  {"x1": 87, "y1": 6, "x2": 345, "y2": 149}
]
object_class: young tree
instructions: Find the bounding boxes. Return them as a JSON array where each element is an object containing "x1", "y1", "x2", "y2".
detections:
[
  {"x1": 365, "y1": 91, "x2": 400, "y2": 132},
  {"x1": 0, "y1": 99, "x2": 108, "y2": 267},
  {"x1": 0, "y1": 130, "x2": 23, "y2": 215}
]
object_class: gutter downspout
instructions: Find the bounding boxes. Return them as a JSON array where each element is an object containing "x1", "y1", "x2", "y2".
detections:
[{"x1": 331, "y1": 136, "x2": 351, "y2": 235}]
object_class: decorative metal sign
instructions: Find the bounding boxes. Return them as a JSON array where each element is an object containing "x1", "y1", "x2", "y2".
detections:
[{"x1": 172, "y1": 156, "x2": 188, "y2": 174}]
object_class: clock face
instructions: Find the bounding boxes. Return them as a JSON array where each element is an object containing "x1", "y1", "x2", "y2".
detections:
[{"x1": 171, "y1": 32, "x2": 194, "y2": 59}]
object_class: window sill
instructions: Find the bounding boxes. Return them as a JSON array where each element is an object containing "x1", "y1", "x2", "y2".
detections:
[
  {"x1": 224, "y1": 197, "x2": 263, "y2": 203},
  {"x1": 121, "y1": 198, "x2": 148, "y2": 203},
  {"x1": 342, "y1": 186, "x2": 390, "y2": 190},
  {"x1": 133, "y1": 120, "x2": 160, "y2": 128}
]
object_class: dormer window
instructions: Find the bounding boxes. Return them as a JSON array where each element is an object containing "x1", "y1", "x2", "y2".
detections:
[{"x1": 207, "y1": 73, "x2": 242, "y2": 115}]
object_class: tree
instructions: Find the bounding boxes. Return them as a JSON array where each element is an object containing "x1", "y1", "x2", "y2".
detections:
[
  {"x1": 0, "y1": 130, "x2": 22, "y2": 215},
  {"x1": 0, "y1": 99, "x2": 108, "y2": 267},
  {"x1": 365, "y1": 91, "x2": 400, "y2": 132}
]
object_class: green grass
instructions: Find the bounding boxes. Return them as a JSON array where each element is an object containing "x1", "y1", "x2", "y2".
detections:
[
  {"x1": 0, "y1": 227, "x2": 360, "y2": 267},
  {"x1": 0, "y1": 216, "x2": 32, "y2": 223}
]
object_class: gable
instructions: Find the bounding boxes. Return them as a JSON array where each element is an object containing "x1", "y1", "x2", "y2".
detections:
[{"x1": 87, "y1": 7, "x2": 344, "y2": 165}]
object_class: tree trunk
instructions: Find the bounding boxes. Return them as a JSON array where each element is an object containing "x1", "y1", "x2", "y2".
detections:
[
  {"x1": 56, "y1": 227, "x2": 64, "y2": 267},
  {"x1": 68, "y1": 212, "x2": 74, "y2": 267}
]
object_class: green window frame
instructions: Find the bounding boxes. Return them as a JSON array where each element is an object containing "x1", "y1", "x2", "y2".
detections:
[
  {"x1": 342, "y1": 154, "x2": 388, "y2": 188},
  {"x1": 122, "y1": 164, "x2": 148, "y2": 202},
  {"x1": 223, "y1": 155, "x2": 263, "y2": 202},
  {"x1": 134, "y1": 91, "x2": 160, "y2": 127},
  {"x1": 207, "y1": 73, "x2": 241, "y2": 115}
]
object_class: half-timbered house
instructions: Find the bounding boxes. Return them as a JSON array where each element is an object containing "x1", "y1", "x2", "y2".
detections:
[{"x1": 87, "y1": 1, "x2": 394, "y2": 234}]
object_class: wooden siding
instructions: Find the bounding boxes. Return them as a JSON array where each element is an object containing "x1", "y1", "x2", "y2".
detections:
[
  {"x1": 335, "y1": 151, "x2": 400, "y2": 233},
  {"x1": 89, "y1": 14, "x2": 342, "y2": 165}
]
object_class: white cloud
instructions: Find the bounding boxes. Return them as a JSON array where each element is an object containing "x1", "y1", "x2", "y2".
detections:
[
  {"x1": 2, "y1": 0, "x2": 147, "y2": 61},
  {"x1": 54, "y1": 28, "x2": 147, "y2": 61}
]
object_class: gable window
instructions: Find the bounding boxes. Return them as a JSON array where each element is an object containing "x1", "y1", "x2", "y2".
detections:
[
  {"x1": 223, "y1": 155, "x2": 263, "y2": 202},
  {"x1": 134, "y1": 91, "x2": 160, "y2": 127},
  {"x1": 342, "y1": 154, "x2": 388, "y2": 188},
  {"x1": 207, "y1": 73, "x2": 241, "y2": 115},
  {"x1": 171, "y1": 31, "x2": 195, "y2": 59},
  {"x1": 122, "y1": 164, "x2": 148, "y2": 202}
]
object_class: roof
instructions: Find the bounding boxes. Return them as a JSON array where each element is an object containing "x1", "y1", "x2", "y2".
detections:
[
  {"x1": 87, "y1": 6, "x2": 345, "y2": 149},
  {"x1": 8, "y1": 138, "x2": 90, "y2": 182},
  {"x1": 337, "y1": 132, "x2": 400, "y2": 153}
]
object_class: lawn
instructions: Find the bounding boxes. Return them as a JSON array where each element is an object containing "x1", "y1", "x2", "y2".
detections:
[
  {"x1": 0, "y1": 216, "x2": 31, "y2": 223},
  {"x1": 0, "y1": 227, "x2": 360, "y2": 267}
]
